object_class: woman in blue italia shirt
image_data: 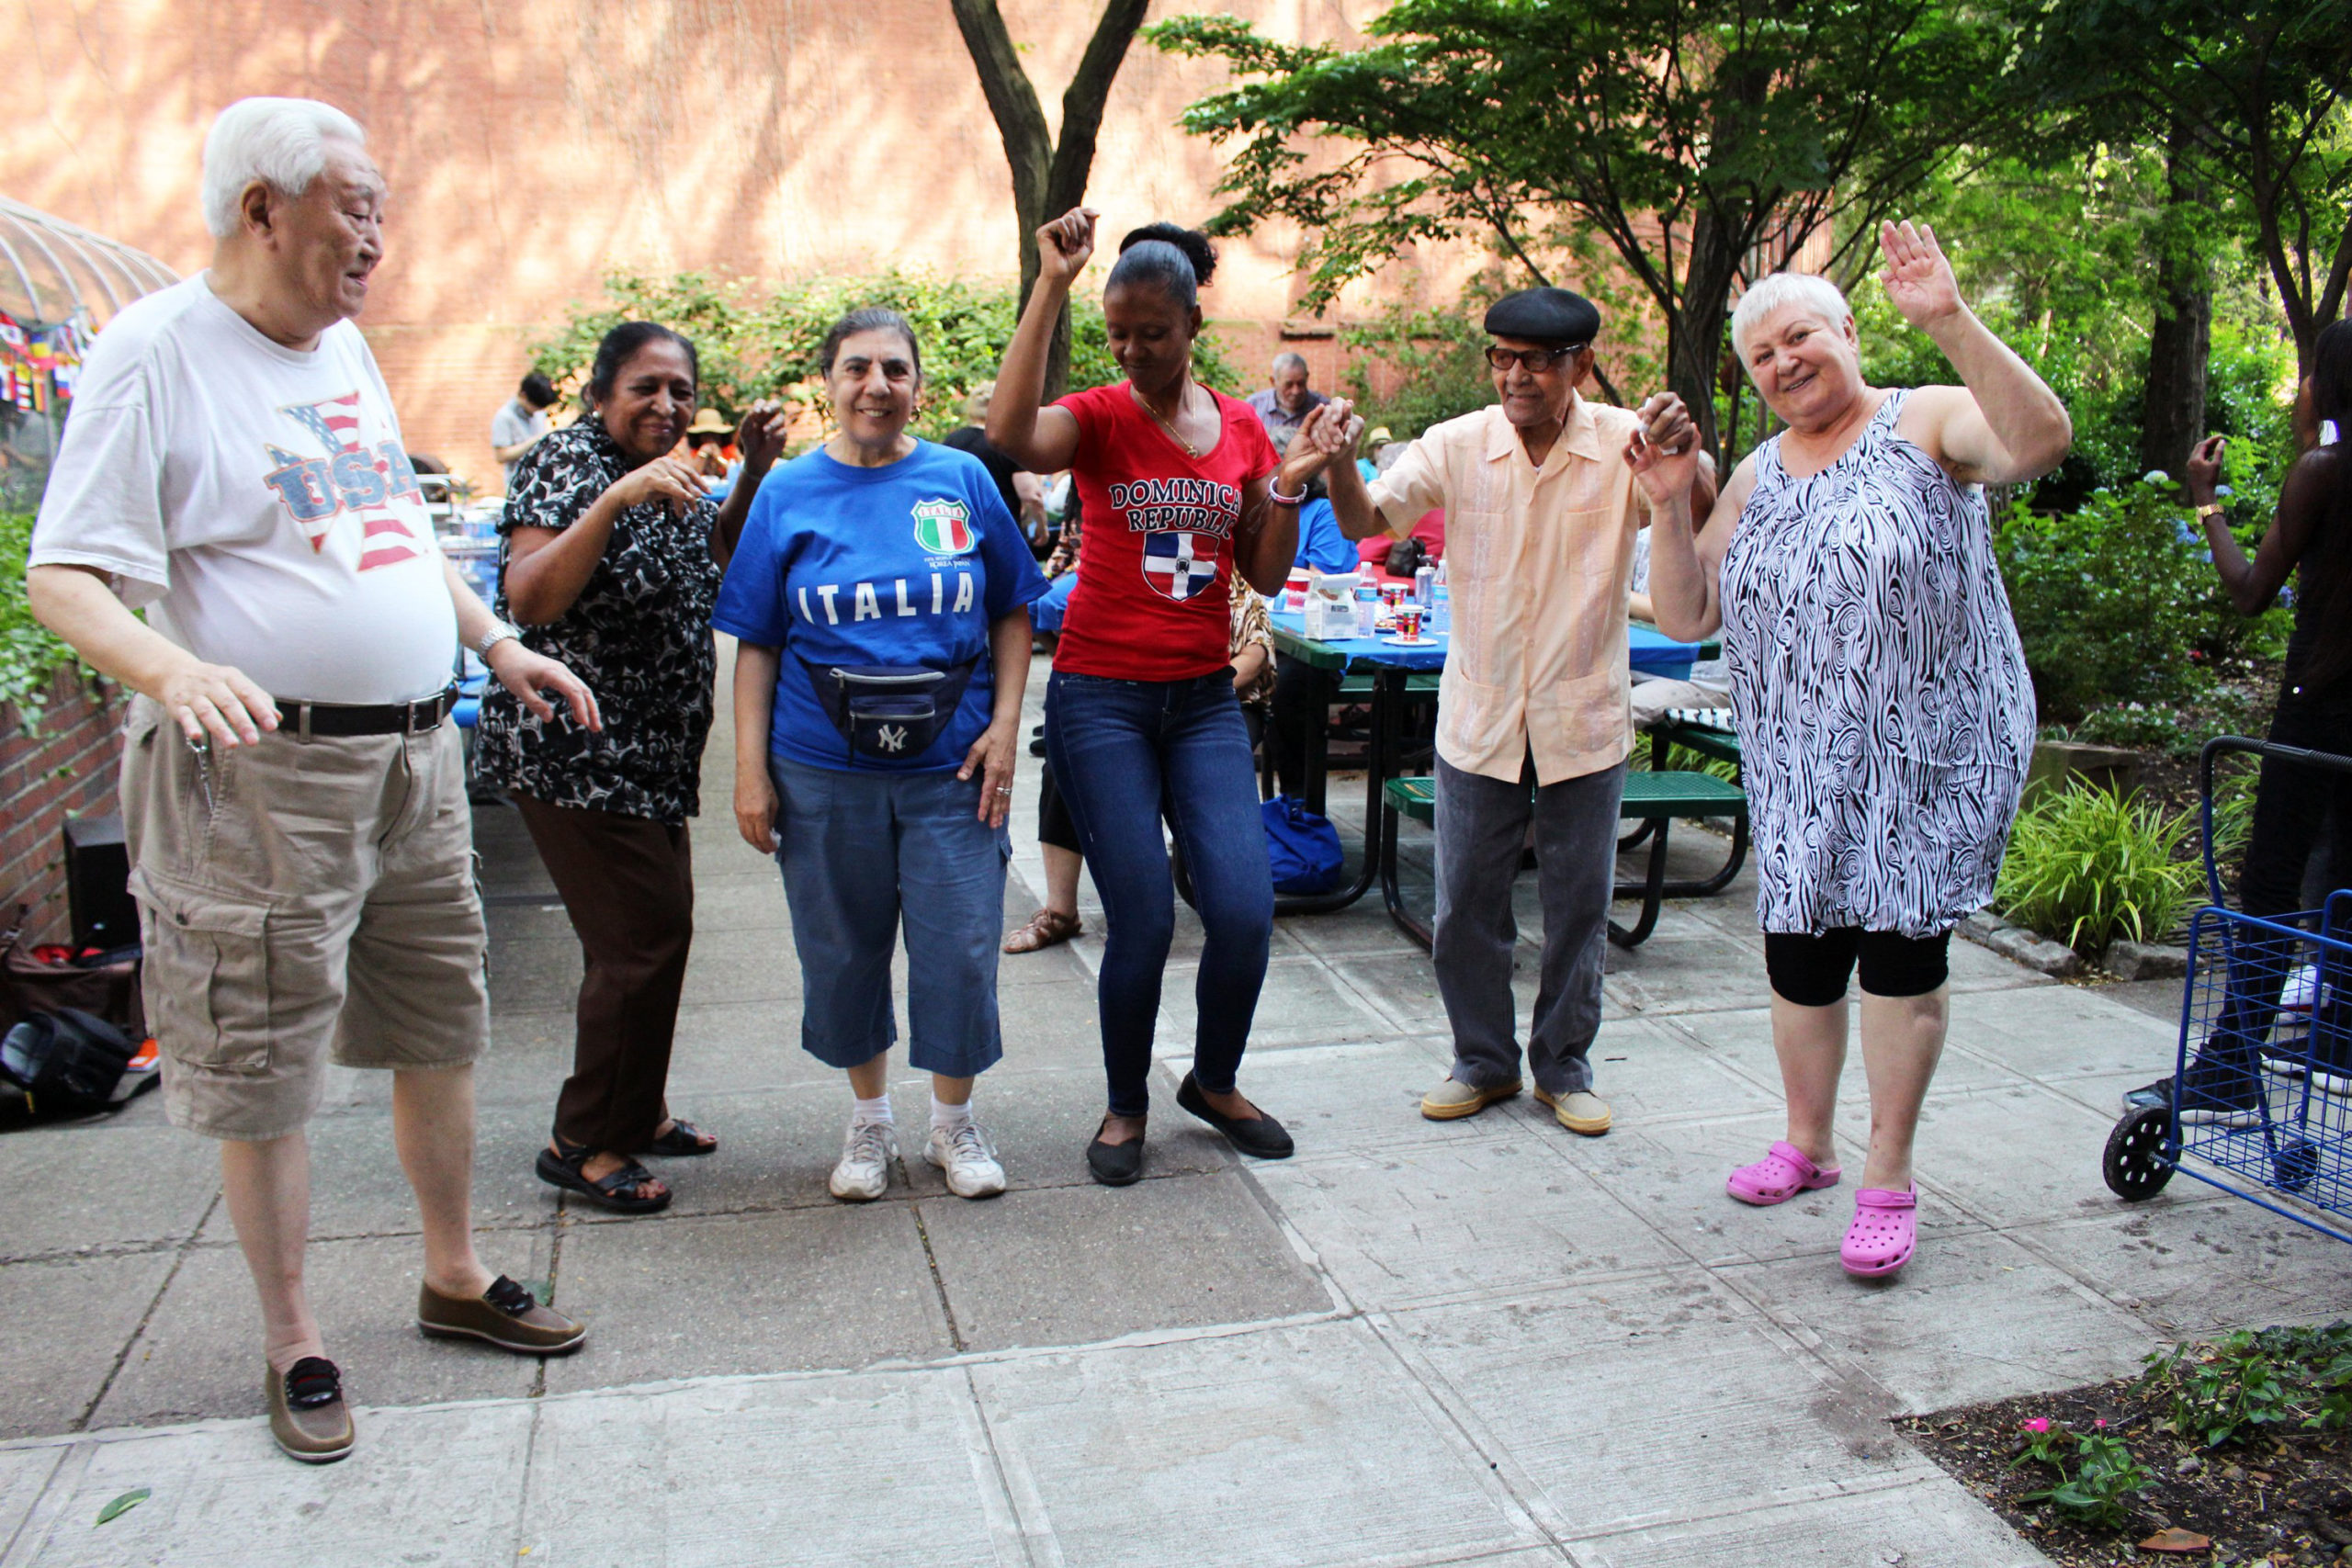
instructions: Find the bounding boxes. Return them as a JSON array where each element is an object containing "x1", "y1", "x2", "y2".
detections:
[{"x1": 717, "y1": 309, "x2": 1047, "y2": 1204}]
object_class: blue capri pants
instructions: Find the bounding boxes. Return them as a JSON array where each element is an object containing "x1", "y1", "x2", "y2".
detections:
[{"x1": 770, "y1": 757, "x2": 1011, "y2": 1078}]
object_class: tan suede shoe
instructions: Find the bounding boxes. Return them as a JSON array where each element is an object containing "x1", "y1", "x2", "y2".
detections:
[
  {"x1": 1532, "y1": 1087, "x2": 1613, "y2": 1136},
  {"x1": 267, "y1": 1357, "x2": 355, "y2": 1464},
  {"x1": 1419, "y1": 1076, "x2": 1523, "y2": 1121},
  {"x1": 417, "y1": 1275, "x2": 587, "y2": 1355}
]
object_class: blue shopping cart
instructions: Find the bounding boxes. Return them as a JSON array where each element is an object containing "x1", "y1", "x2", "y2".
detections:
[{"x1": 2103, "y1": 737, "x2": 2352, "y2": 1243}]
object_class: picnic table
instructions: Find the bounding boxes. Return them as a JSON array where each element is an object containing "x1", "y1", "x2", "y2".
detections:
[{"x1": 1261, "y1": 609, "x2": 1708, "y2": 917}]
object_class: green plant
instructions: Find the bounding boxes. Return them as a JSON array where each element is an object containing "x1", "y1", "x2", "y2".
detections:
[
  {"x1": 1996, "y1": 780, "x2": 2203, "y2": 951},
  {"x1": 530, "y1": 268, "x2": 1235, "y2": 444},
  {"x1": 1340, "y1": 300, "x2": 1502, "y2": 443},
  {"x1": 0, "y1": 511, "x2": 96, "y2": 733},
  {"x1": 2007, "y1": 1417, "x2": 2155, "y2": 1530},
  {"x1": 2143, "y1": 1324, "x2": 2352, "y2": 1446}
]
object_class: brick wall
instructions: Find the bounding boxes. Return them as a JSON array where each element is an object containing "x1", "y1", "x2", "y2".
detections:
[{"x1": 0, "y1": 667, "x2": 127, "y2": 948}]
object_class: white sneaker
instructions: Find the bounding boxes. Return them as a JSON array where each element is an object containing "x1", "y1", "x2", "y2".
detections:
[
  {"x1": 924, "y1": 1121, "x2": 1007, "y2": 1199},
  {"x1": 829, "y1": 1120, "x2": 895, "y2": 1201}
]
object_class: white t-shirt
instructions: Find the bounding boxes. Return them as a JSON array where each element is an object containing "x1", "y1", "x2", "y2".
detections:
[{"x1": 30, "y1": 275, "x2": 456, "y2": 705}]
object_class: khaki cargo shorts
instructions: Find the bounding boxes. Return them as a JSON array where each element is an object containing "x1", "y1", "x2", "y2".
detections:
[{"x1": 120, "y1": 694, "x2": 489, "y2": 1141}]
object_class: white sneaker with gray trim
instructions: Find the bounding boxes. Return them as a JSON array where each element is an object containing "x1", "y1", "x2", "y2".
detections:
[
  {"x1": 830, "y1": 1120, "x2": 895, "y2": 1201},
  {"x1": 924, "y1": 1121, "x2": 1007, "y2": 1199}
]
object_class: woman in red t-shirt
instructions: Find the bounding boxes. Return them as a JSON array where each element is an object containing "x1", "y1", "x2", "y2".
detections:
[{"x1": 990, "y1": 208, "x2": 1349, "y2": 1186}]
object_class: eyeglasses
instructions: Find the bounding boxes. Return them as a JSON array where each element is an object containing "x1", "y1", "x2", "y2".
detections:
[{"x1": 1485, "y1": 344, "x2": 1588, "y2": 373}]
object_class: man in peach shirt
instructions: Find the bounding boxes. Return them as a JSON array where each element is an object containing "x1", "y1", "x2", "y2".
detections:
[{"x1": 1325, "y1": 288, "x2": 1704, "y2": 1135}]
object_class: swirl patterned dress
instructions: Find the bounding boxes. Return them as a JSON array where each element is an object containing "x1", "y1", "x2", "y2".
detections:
[{"x1": 1718, "y1": 389, "x2": 2036, "y2": 937}]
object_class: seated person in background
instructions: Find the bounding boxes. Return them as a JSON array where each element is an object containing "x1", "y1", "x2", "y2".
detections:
[
  {"x1": 492, "y1": 371, "x2": 557, "y2": 489},
  {"x1": 683, "y1": 407, "x2": 735, "y2": 479},
  {"x1": 1625, "y1": 489, "x2": 1731, "y2": 728},
  {"x1": 944, "y1": 382, "x2": 1048, "y2": 548}
]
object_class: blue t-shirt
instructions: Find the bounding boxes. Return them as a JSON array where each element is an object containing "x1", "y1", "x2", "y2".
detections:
[
  {"x1": 712, "y1": 442, "x2": 1049, "y2": 771},
  {"x1": 1295, "y1": 498, "x2": 1359, "y2": 573}
]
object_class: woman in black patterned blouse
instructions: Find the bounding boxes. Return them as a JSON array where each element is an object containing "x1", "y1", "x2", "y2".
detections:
[{"x1": 478, "y1": 321, "x2": 787, "y2": 1213}]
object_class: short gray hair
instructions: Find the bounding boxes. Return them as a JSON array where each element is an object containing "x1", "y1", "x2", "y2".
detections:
[
  {"x1": 200, "y1": 97, "x2": 368, "y2": 239},
  {"x1": 1271, "y1": 351, "x2": 1309, "y2": 378},
  {"x1": 1730, "y1": 272, "x2": 1852, "y2": 360}
]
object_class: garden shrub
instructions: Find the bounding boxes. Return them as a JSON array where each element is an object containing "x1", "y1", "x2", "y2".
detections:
[
  {"x1": 530, "y1": 269, "x2": 1237, "y2": 444},
  {"x1": 1, "y1": 511, "x2": 89, "y2": 733},
  {"x1": 1995, "y1": 779, "x2": 2203, "y2": 951}
]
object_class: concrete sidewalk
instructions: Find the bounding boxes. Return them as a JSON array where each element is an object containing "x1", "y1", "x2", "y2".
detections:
[{"x1": 2, "y1": 649, "x2": 2345, "y2": 1567}]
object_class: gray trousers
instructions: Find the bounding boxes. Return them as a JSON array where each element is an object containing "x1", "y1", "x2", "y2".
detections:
[{"x1": 1432, "y1": 753, "x2": 1627, "y2": 1097}]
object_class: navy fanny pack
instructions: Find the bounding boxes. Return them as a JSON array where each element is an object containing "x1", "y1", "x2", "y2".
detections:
[{"x1": 800, "y1": 659, "x2": 978, "y2": 763}]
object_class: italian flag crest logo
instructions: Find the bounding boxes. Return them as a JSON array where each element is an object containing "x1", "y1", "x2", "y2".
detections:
[{"x1": 911, "y1": 499, "x2": 975, "y2": 554}]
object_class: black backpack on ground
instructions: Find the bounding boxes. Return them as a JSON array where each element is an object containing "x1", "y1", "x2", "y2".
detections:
[{"x1": 0, "y1": 1007, "x2": 154, "y2": 1118}]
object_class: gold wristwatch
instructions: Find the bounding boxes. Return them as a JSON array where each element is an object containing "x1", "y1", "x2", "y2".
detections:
[{"x1": 2191, "y1": 502, "x2": 2224, "y2": 525}]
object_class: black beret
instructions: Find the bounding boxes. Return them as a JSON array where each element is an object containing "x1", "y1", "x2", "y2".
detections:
[{"x1": 1483, "y1": 288, "x2": 1600, "y2": 345}]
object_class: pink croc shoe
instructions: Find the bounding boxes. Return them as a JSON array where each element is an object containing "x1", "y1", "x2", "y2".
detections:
[
  {"x1": 1840, "y1": 1188, "x2": 1917, "y2": 1279},
  {"x1": 1725, "y1": 1141, "x2": 1842, "y2": 1206}
]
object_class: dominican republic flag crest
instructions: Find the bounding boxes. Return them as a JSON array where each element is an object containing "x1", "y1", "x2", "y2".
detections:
[
  {"x1": 1142, "y1": 530, "x2": 1216, "y2": 602},
  {"x1": 911, "y1": 499, "x2": 975, "y2": 554}
]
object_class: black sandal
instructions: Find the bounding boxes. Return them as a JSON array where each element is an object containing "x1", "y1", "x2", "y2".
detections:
[
  {"x1": 638, "y1": 1119, "x2": 718, "y2": 1158},
  {"x1": 535, "y1": 1141, "x2": 673, "y2": 1213}
]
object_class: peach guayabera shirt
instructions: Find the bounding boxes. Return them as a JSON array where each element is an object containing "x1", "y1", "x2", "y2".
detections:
[{"x1": 1368, "y1": 394, "x2": 1646, "y2": 786}]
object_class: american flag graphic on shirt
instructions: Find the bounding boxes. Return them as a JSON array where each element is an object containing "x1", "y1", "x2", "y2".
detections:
[{"x1": 262, "y1": 391, "x2": 430, "y2": 571}]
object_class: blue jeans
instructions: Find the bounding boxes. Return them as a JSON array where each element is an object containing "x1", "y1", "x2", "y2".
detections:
[
  {"x1": 1045, "y1": 670, "x2": 1273, "y2": 1116},
  {"x1": 769, "y1": 757, "x2": 1010, "y2": 1078}
]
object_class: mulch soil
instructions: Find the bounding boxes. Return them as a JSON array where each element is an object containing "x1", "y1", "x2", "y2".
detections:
[{"x1": 1905, "y1": 1378, "x2": 2352, "y2": 1565}]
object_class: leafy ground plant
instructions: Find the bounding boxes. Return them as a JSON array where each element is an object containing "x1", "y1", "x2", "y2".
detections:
[
  {"x1": 2009, "y1": 1418, "x2": 2155, "y2": 1529},
  {"x1": 2145, "y1": 1325, "x2": 2352, "y2": 1449},
  {"x1": 1995, "y1": 779, "x2": 2203, "y2": 952}
]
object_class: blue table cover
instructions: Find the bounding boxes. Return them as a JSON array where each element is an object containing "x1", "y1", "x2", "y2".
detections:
[{"x1": 1269, "y1": 610, "x2": 1700, "y2": 680}]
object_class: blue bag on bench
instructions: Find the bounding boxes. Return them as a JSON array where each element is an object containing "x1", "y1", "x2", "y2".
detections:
[{"x1": 1262, "y1": 795, "x2": 1343, "y2": 895}]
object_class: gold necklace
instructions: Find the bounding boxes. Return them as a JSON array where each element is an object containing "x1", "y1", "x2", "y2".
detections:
[{"x1": 1130, "y1": 382, "x2": 1202, "y2": 458}]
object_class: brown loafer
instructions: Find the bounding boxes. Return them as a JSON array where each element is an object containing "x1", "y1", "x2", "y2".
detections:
[
  {"x1": 1004, "y1": 908, "x2": 1082, "y2": 954},
  {"x1": 417, "y1": 1274, "x2": 587, "y2": 1356},
  {"x1": 267, "y1": 1356, "x2": 355, "y2": 1464}
]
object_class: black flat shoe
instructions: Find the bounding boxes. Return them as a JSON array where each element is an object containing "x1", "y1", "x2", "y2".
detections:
[
  {"x1": 639, "y1": 1119, "x2": 718, "y2": 1157},
  {"x1": 1086, "y1": 1127, "x2": 1145, "y2": 1186},
  {"x1": 1177, "y1": 1074, "x2": 1295, "y2": 1159}
]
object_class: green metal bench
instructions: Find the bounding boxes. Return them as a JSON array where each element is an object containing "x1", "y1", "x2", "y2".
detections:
[{"x1": 1381, "y1": 768, "x2": 1750, "y2": 951}]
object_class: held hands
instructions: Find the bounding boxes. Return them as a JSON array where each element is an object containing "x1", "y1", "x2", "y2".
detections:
[
  {"x1": 157, "y1": 657, "x2": 280, "y2": 749},
  {"x1": 1279, "y1": 400, "x2": 1363, "y2": 491},
  {"x1": 485, "y1": 640, "x2": 603, "y2": 731},
  {"x1": 735, "y1": 764, "x2": 780, "y2": 853},
  {"x1": 1879, "y1": 220, "x2": 1964, "y2": 334},
  {"x1": 2187, "y1": 435, "x2": 2226, "y2": 507},
  {"x1": 611, "y1": 455, "x2": 712, "y2": 517},
  {"x1": 1036, "y1": 208, "x2": 1099, "y2": 291},
  {"x1": 957, "y1": 718, "x2": 1018, "y2": 829},
  {"x1": 735, "y1": 400, "x2": 793, "y2": 482},
  {"x1": 1623, "y1": 392, "x2": 1701, "y2": 502}
]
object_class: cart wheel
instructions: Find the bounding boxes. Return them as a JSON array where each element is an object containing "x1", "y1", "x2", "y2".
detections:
[
  {"x1": 2103, "y1": 1107, "x2": 2177, "y2": 1200},
  {"x1": 2273, "y1": 1137, "x2": 2320, "y2": 1195}
]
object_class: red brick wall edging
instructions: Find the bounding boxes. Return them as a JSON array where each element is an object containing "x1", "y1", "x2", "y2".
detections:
[{"x1": 0, "y1": 665, "x2": 128, "y2": 947}]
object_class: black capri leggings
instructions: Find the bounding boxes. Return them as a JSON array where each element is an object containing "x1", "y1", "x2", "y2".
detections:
[{"x1": 1764, "y1": 928, "x2": 1951, "y2": 1007}]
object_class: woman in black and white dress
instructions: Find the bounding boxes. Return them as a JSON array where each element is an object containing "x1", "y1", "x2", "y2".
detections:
[{"x1": 1633, "y1": 221, "x2": 2072, "y2": 1280}]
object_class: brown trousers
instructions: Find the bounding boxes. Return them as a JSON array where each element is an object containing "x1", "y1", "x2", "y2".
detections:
[{"x1": 514, "y1": 795, "x2": 694, "y2": 1154}]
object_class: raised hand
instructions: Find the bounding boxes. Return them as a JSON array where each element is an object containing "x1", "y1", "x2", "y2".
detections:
[
  {"x1": 1036, "y1": 207, "x2": 1099, "y2": 290},
  {"x1": 2186, "y1": 434, "x2": 2226, "y2": 505},
  {"x1": 611, "y1": 455, "x2": 711, "y2": 517},
  {"x1": 735, "y1": 400, "x2": 792, "y2": 481},
  {"x1": 1879, "y1": 220, "x2": 1963, "y2": 333},
  {"x1": 1624, "y1": 392, "x2": 1701, "y2": 502}
]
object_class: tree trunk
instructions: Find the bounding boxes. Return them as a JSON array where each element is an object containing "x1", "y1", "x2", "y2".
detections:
[
  {"x1": 950, "y1": 0, "x2": 1150, "y2": 403},
  {"x1": 1673, "y1": 206, "x2": 1746, "y2": 460},
  {"x1": 2141, "y1": 118, "x2": 2212, "y2": 480}
]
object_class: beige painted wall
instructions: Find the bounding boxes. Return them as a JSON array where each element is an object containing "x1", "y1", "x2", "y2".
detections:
[{"x1": 5, "y1": 0, "x2": 1487, "y2": 484}]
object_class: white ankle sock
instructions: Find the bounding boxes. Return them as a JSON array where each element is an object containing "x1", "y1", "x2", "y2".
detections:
[
  {"x1": 853, "y1": 1094, "x2": 894, "y2": 1127},
  {"x1": 932, "y1": 1096, "x2": 974, "y2": 1133}
]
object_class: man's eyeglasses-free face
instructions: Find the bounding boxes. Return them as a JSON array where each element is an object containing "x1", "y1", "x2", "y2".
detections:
[{"x1": 1484, "y1": 344, "x2": 1589, "y2": 373}]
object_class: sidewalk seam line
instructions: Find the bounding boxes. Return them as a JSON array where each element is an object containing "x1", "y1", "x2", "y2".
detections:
[{"x1": 73, "y1": 1187, "x2": 220, "y2": 1433}]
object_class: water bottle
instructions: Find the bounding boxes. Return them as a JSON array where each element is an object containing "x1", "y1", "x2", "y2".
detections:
[
  {"x1": 1432, "y1": 583, "x2": 1451, "y2": 635},
  {"x1": 1354, "y1": 582, "x2": 1378, "y2": 639}
]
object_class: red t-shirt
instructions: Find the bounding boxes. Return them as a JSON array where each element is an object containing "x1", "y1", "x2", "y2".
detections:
[{"x1": 1052, "y1": 381, "x2": 1280, "y2": 681}]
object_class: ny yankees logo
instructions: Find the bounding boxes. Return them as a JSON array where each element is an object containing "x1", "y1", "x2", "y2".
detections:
[
  {"x1": 875, "y1": 724, "x2": 910, "y2": 753},
  {"x1": 261, "y1": 392, "x2": 429, "y2": 571}
]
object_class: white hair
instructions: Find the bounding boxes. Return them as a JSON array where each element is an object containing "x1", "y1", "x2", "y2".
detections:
[
  {"x1": 1271, "y1": 351, "x2": 1309, "y2": 377},
  {"x1": 1729, "y1": 272, "x2": 1852, "y2": 360},
  {"x1": 200, "y1": 97, "x2": 368, "y2": 238}
]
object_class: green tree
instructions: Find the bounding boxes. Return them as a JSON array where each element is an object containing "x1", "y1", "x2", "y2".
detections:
[{"x1": 1151, "y1": 0, "x2": 2024, "y2": 455}]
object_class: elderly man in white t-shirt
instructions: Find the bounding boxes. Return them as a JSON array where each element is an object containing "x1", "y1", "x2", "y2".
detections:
[{"x1": 28, "y1": 98, "x2": 599, "y2": 1465}]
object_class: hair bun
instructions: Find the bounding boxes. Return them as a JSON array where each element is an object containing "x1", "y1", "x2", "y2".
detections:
[{"x1": 1118, "y1": 221, "x2": 1216, "y2": 288}]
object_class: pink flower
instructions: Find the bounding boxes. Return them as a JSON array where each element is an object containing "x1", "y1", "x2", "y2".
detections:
[{"x1": 2021, "y1": 1418, "x2": 2052, "y2": 1434}]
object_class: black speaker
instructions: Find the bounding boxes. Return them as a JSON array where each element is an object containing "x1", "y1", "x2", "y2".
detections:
[{"x1": 62, "y1": 814, "x2": 135, "y2": 953}]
